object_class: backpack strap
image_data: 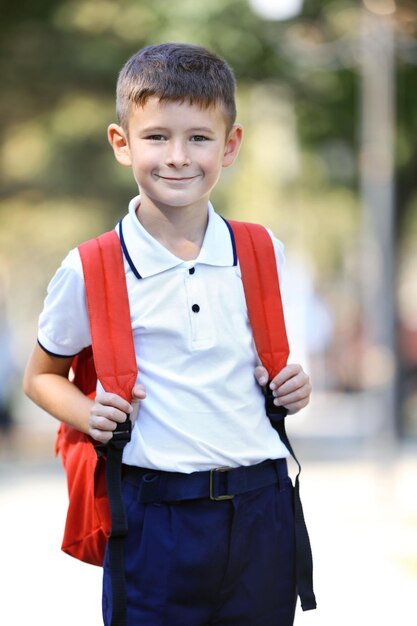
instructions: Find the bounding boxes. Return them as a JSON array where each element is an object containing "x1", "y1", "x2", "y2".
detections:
[
  {"x1": 228, "y1": 219, "x2": 317, "y2": 612},
  {"x1": 226, "y1": 220, "x2": 289, "y2": 377},
  {"x1": 79, "y1": 229, "x2": 138, "y2": 626},
  {"x1": 79, "y1": 230, "x2": 137, "y2": 400}
]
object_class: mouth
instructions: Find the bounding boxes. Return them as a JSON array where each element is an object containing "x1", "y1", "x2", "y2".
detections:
[{"x1": 157, "y1": 175, "x2": 198, "y2": 182}]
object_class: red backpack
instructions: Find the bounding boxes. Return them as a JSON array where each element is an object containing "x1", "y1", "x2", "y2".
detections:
[{"x1": 55, "y1": 220, "x2": 316, "y2": 618}]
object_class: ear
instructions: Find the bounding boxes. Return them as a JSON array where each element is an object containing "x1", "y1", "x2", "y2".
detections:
[
  {"x1": 222, "y1": 124, "x2": 243, "y2": 168},
  {"x1": 107, "y1": 123, "x2": 132, "y2": 167}
]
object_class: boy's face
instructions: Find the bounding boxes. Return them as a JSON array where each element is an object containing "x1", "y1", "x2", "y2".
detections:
[{"x1": 108, "y1": 97, "x2": 242, "y2": 215}]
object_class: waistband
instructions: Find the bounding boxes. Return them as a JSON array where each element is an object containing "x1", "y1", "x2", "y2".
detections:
[{"x1": 122, "y1": 458, "x2": 288, "y2": 503}]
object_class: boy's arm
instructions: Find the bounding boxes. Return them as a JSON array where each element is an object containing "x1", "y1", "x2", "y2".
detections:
[
  {"x1": 255, "y1": 364, "x2": 311, "y2": 415},
  {"x1": 23, "y1": 343, "x2": 144, "y2": 443}
]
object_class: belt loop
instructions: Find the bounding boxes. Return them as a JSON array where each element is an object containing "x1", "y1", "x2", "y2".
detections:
[{"x1": 138, "y1": 472, "x2": 161, "y2": 503}]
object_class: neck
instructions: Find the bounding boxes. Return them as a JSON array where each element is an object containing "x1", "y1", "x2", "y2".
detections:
[{"x1": 136, "y1": 197, "x2": 209, "y2": 261}]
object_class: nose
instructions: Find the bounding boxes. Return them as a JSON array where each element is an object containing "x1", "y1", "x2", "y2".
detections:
[{"x1": 164, "y1": 139, "x2": 191, "y2": 168}]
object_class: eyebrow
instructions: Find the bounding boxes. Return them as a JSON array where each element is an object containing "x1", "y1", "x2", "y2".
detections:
[
  {"x1": 189, "y1": 127, "x2": 216, "y2": 134},
  {"x1": 141, "y1": 126, "x2": 216, "y2": 134}
]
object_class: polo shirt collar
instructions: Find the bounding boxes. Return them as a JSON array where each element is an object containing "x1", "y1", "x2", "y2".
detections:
[{"x1": 119, "y1": 196, "x2": 236, "y2": 279}]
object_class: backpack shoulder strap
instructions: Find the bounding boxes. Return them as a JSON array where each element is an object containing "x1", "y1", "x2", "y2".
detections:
[
  {"x1": 78, "y1": 229, "x2": 137, "y2": 401},
  {"x1": 226, "y1": 220, "x2": 289, "y2": 377},
  {"x1": 78, "y1": 228, "x2": 137, "y2": 626},
  {"x1": 227, "y1": 219, "x2": 317, "y2": 612}
]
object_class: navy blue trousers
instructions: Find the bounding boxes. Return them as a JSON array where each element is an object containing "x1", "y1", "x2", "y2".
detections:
[{"x1": 103, "y1": 460, "x2": 296, "y2": 626}]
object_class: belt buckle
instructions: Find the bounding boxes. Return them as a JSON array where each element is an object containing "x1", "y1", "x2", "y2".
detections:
[{"x1": 209, "y1": 466, "x2": 234, "y2": 501}]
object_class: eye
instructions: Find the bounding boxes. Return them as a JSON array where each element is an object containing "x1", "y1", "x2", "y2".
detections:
[
  {"x1": 146, "y1": 134, "x2": 166, "y2": 141},
  {"x1": 190, "y1": 135, "x2": 210, "y2": 142}
]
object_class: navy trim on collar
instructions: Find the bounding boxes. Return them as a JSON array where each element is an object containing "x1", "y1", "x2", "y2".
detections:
[
  {"x1": 118, "y1": 219, "x2": 142, "y2": 279},
  {"x1": 220, "y1": 217, "x2": 238, "y2": 267}
]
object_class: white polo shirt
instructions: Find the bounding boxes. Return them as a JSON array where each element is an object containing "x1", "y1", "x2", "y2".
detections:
[{"x1": 38, "y1": 197, "x2": 290, "y2": 472}]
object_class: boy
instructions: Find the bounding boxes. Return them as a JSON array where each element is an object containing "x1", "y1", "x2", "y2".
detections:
[{"x1": 24, "y1": 43, "x2": 312, "y2": 626}]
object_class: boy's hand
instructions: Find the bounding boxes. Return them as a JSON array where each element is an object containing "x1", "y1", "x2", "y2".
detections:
[
  {"x1": 254, "y1": 364, "x2": 311, "y2": 415},
  {"x1": 89, "y1": 384, "x2": 146, "y2": 443}
]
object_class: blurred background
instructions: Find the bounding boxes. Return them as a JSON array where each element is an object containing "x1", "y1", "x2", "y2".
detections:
[{"x1": 0, "y1": 0, "x2": 416, "y2": 624}]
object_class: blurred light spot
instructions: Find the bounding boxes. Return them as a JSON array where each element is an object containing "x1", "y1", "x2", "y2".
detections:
[
  {"x1": 249, "y1": 0, "x2": 303, "y2": 21},
  {"x1": 324, "y1": 6, "x2": 361, "y2": 36},
  {"x1": 363, "y1": 0, "x2": 396, "y2": 16},
  {"x1": 54, "y1": 0, "x2": 118, "y2": 34},
  {"x1": 1, "y1": 123, "x2": 49, "y2": 182},
  {"x1": 112, "y1": 6, "x2": 157, "y2": 42},
  {"x1": 51, "y1": 95, "x2": 112, "y2": 139}
]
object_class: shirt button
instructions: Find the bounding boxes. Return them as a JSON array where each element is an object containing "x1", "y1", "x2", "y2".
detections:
[
  {"x1": 189, "y1": 267, "x2": 195, "y2": 275},
  {"x1": 191, "y1": 304, "x2": 200, "y2": 313}
]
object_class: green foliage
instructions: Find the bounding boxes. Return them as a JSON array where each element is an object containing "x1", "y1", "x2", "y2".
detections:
[{"x1": 1, "y1": 0, "x2": 417, "y2": 321}]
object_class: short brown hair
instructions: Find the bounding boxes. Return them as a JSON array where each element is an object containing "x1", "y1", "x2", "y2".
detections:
[{"x1": 116, "y1": 43, "x2": 237, "y2": 132}]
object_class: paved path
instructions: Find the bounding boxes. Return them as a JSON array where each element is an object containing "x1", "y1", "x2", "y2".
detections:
[{"x1": 1, "y1": 448, "x2": 416, "y2": 625}]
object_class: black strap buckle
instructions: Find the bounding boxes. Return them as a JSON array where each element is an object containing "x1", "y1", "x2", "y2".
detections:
[
  {"x1": 209, "y1": 466, "x2": 234, "y2": 501},
  {"x1": 264, "y1": 385, "x2": 288, "y2": 422},
  {"x1": 112, "y1": 416, "x2": 132, "y2": 443},
  {"x1": 95, "y1": 416, "x2": 132, "y2": 459}
]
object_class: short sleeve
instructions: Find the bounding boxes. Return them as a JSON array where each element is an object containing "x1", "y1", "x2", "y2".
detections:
[
  {"x1": 37, "y1": 248, "x2": 91, "y2": 357},
  {"x1": 265, "y1": 228, "x2": 285, "y2": 284}
]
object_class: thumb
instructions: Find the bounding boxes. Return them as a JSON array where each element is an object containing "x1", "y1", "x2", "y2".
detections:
[
  {"x1": 129, "y1": 384, "x2": 146, "y2": 426},
  {"x1": 132, "y1": 384, "x2": 146, "y2": 400},
  {"x1": 254, "y1": 365, "x2": 269, "y2": 386}
]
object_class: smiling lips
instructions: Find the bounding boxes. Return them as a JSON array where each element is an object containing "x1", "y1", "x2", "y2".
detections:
[{"x1": 157, "y1": 175, "x2": 198, "y2": 182}]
